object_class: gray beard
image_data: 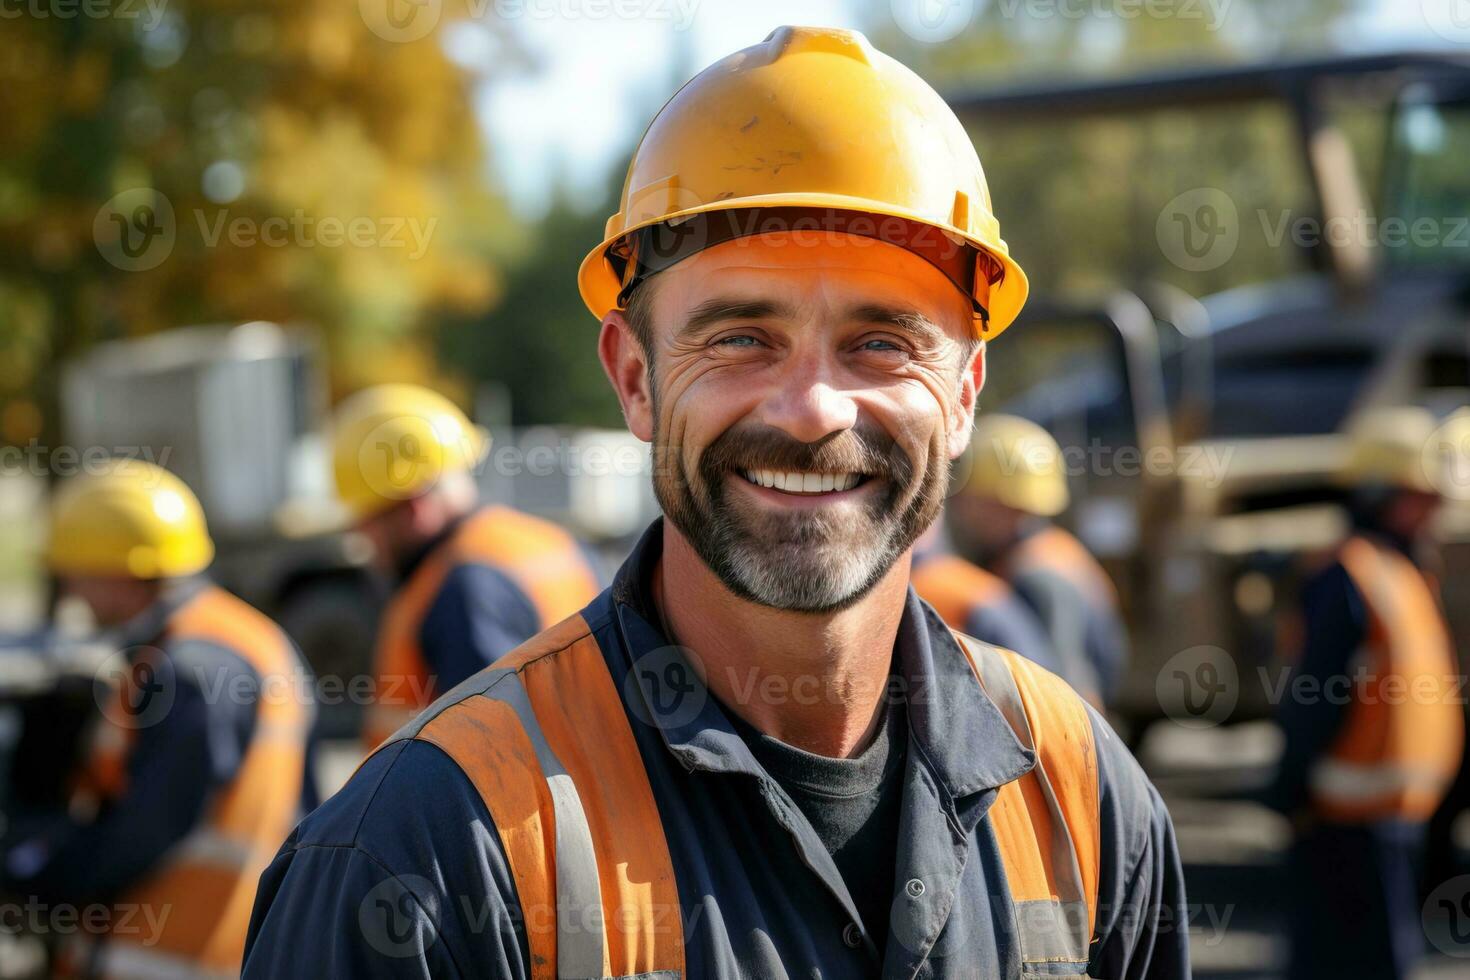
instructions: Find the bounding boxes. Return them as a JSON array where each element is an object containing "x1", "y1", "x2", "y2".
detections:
[{"x1": 652, "y1": 430, "x2": 946, "y2": 613}]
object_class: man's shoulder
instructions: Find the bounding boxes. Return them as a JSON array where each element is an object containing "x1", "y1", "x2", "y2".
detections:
[{"x1": 288, "y1": 737, "x2": 495, "y2": 856}]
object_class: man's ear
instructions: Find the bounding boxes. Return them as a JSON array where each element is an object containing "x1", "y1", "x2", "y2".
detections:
[
  {"x1": 947, "y1": 341, "x2": 985, "y2": 459},
  {"x1": 598, "y1": 310, "x2": 654, "y2": 442}
]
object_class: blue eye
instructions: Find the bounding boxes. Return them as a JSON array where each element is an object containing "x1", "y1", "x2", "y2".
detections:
[
  {"x1": 861, "y1": 338, "x2": 901, "y2": 352},
  {"x1": 716, "y1": 334, "x2": 760, "y2": 347}
]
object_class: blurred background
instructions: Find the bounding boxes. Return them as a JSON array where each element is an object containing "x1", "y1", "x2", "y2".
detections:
[{"x1": 3, "y1": 0, "x2": 1470, "y2": 976}]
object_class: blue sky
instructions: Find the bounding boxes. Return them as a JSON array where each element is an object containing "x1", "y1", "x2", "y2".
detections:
[{"x1": 448, "y1": 0, "x2": 1463, "y2": 217}]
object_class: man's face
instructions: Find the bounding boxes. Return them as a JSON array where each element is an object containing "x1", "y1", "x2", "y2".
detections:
[
  {"x1": 57, "y1": 574, "x2": 160, "y2": 628},
  {"x1": 1386, "y1": 487, "x2": 1442, "y2": 540},
  {"x1": 607, "y1": 231, "x2": 983, "y2": 612},
  {"x1": 946, "y1": 493, "x2": 1026, "y2": 566}
]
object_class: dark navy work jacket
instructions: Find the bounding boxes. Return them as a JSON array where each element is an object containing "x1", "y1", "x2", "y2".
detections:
[{"x1": 244, "y1": 523, "x2": 1190, "y2": 979}]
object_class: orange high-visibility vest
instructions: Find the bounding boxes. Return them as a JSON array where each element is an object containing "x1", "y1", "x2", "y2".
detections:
[
  {"x1": 70, "y1": 585, "x2": 310, "y2": 979},
  {"x1": 362, "y1": 506, "x2": 602, "y2": 747},
  {"x1": 378, "y1": 617, "x2": 1102, "y2": 978},
  {"x1": 1007, "y1": 525, "x2": 1119, "y2": 610},
  {"x1": 1309, "y1": 534, "x2": 1465, "y2": 822},
  {"x1": 911, "y1": 552, "x2": 1010, "y2": 629}
]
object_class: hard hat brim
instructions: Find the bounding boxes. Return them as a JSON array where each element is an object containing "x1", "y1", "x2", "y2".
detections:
[{"x1": 578, "y1": 193, "x2": 1028, "y2": 339}]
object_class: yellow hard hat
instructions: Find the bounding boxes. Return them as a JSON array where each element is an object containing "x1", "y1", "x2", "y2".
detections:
[
  {"x1": 578, "y1": 25, "x2": 1028, "y2": 339},
  {"x1": 331, "y1": 384, "x2": 489, "y2": 519},
  {"x1": 1341, "y1": 405, "x2": 1461, "y2": 495},
  {"x1": 962, "y1": 414, "x2": 1070, "y2": 517},
  {"x1": 47, "y1": 460, "x2": 214, "y2": 579}
]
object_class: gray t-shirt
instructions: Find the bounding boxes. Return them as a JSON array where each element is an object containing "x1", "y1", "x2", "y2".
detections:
[{"x1": 730, "y1": 691, "x2": 908, "y2": 953}]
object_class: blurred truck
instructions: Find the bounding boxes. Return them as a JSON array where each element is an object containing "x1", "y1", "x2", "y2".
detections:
[
  {"x1": 60, "y1": 322, "x2": 657, "y2": 734},
  {"x1": 955, "y1": 52, "x2": 1470, "y2": 738}
]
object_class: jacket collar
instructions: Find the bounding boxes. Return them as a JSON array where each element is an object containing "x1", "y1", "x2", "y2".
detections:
[{"x1": 610, "y1": 520, "x2": 1035, "y2": 800}]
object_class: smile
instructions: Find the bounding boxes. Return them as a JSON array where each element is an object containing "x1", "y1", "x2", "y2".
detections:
[{"x1": 738, "y1": 470, "x2": 868, "y2": 494}]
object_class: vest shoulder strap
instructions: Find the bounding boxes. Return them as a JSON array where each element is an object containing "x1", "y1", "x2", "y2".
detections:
[
  {"x1": 1016, "y1": 526, "x2": 1118, "y2": 607},
  {"x1": 955, "y1": 632, "x2": 1101, "y2": 969},
  {"x1": 451, "y1": 507, "x2": 602, "y2": 625},
  {"x1": 396, "y1": 615, "x2": 684, "y2": 980}
]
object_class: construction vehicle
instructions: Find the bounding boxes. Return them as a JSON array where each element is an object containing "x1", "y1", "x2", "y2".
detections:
[{"x1": 953, "y1": 52, "x2": 1470, "y2": 737}]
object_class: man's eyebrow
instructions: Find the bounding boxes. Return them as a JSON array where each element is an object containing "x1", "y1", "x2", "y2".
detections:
[
  {"x1": 680, "y1": 298, "x2": 796, "y2": 337},
  {"x1": 845, "y1": 303, "x2": 949, "y2": 345}
]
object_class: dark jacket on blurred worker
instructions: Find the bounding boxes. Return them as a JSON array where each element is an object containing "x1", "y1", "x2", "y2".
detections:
[
  {"x1": 950, "y1": 415, "x2": 1129, "y2": 705},
  {"x1": 361, "y1": 503, "x2": 603, "y2": 745},
  {"x1": 1270, "y1": 407, "x2": 1467, "y2": 980},
  {"x1": 327, "y1": 384, "x2": 602, "y2": 747},
  {"x1": 998, "y1": 520, "x2": 1129, "y2": 704},
  {"x1": 7, "y1": 461, "x2": 314, "y2": 980},
  {"x1": 242, "y1": 521, "x2": 1189, "y2": 979},
  {"x1": 910, "y1": 546, "x2": 1063, "y2": 676}
]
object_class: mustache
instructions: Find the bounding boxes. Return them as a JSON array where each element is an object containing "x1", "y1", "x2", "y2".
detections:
[{"x1": 698, "y1": 422, "x2": 911, "y2": 483}]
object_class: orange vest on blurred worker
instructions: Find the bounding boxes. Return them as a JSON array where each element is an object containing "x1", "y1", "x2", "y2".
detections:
[
  {"x1": 1006, "y1": 524, "x2": 1119, "y2": 613},
  {"x1": 70, "y1": 585, "x2": 309, "y2": 979},
  {"x1": 1309, "y1": 533, "x2": 1464, "y2": 822},
  {"x1": 362, "y1": 506, "x2": 602, "y2": 746},
  {"x1": 912, "y1": 552, "x2": 1011, "y2": 626}
]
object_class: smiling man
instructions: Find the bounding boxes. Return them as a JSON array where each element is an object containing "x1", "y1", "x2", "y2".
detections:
[{"x1": 244, "y1": 26, "x2": 1188, "y2": 979}]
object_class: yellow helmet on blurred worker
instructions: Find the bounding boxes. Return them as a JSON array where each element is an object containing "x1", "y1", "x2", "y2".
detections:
[
  {"x1": 962, "y1": 414, "x2": 1070, "y2": 517},
  {"x1": 578, "y1": 25, "x2": 1028, "y2": 339},
  {"x1": 1341, "y1": 404, "x2": 1469, "y2": 496},
  {"x1": 332, "y1": 384, "x2": 489, "y2": 519},
  {"x1": 48, "y1": 460, "x2": 214, "y2": 579}
]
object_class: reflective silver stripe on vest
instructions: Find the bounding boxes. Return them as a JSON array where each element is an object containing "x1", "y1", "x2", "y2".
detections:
[
  {"x1": 480, "y1": 671, "x2": 606, "y2": 979},
  {"x1": 960, "y1": 635, "x2": 1093, "y2": 966},
  {"x1": 86, "y1": 940, "x2": 237, "y2": 980},
  {"x1": 396, "y1": 666, "x2": 607, "y2": 978},
  {"x1": 1310, "y1": 758, "x2": 1450, "y2": 803}
]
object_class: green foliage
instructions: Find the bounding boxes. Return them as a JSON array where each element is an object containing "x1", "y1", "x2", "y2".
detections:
[
  {"x1": 0, "y1": 0, "x2": 519, "y2": 440},
  {"x1": 440, "y1": 188, "x2": 624, "y2": 427}
]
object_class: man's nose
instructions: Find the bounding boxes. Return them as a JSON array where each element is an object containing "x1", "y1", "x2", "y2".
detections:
[{"x1": 757, "y1": 353, "x2": 859, "y2": 445}]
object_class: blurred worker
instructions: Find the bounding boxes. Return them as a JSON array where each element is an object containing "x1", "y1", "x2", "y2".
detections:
[
  {"x1": 246, "y1": 28, "x2": 1188, "y2": 978},
  {"x1": 332, "y1": 384, "x2": 601, "y2": 746},
  {"x1": 1270, "y1": 406, "x2": 1466, "y2": 980},
  {"x1": 1, "y1": 460, "x2": 313, "y2": 978},
  {"x1": 948, "y1": 414, "x2": 1129, "y2": 705},
  {"x1": 911, "y1": 524, "x2": 1063, "y2": 674}
]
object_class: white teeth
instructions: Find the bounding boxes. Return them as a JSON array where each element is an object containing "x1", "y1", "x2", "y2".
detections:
[{"x1": 743, "y1": 470, "x2": 864, "y2": 493}]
